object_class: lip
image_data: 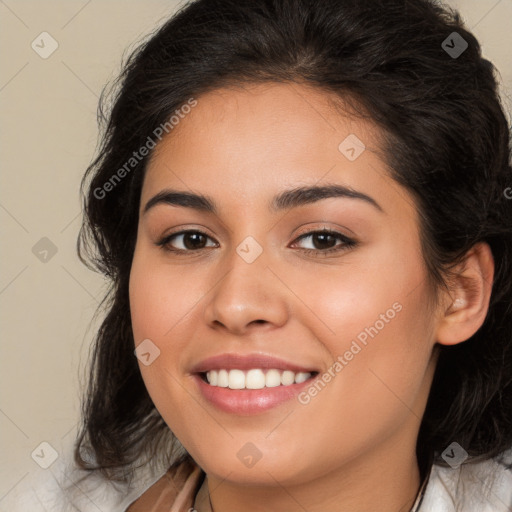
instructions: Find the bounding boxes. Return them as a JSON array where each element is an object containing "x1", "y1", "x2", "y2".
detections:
[
  {"x1": 193, "y1": 373, "x2": 317, "y2": 415},
  {"x1": 190, "y1": 353, "x2": 319, "y2": 374},
  {"x1": 190, "y1": 353, "x2": 319, "y2": 415}
]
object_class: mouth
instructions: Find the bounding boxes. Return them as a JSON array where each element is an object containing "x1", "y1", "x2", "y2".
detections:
[{"x1": 190, "y1": 353, "x2": 320, "y2": 415}]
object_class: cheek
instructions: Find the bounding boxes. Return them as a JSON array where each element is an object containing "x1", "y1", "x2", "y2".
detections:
[
  {"x1": 128, "y1": 249, "x2": 196, "y2": 401},
  {"x1": 301, "y1": 234, "x2": 430, "y2": 354},
  {"x1": 129, "y1": 253, "x2": 198, "y2": 440},
  {"x1": 296, "y1": 237, "x2": 435, "y2": 422},
  {"x1": 129, "y1": 250, "x2": 202, "y2": 347},
  {"x1": 280, "y1": 279, "x2": 435, "y2": 481}
]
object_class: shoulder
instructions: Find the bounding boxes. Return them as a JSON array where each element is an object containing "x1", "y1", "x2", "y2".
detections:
[
  {"x1": 0, "y1": 441, "x2": 180, "y2": 512},
  {"x1": 421, "y1": 448, "x2": 512, "y2": 512}
]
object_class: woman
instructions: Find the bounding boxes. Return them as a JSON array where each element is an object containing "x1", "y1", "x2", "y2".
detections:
[{"x1": 8, "y1": 0, "x2": 512, "y2": 510}]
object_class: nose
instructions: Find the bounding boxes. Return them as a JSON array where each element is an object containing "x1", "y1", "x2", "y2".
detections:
[{"x1": 202, "y1": 247, "x2": 289, "y2": 335}]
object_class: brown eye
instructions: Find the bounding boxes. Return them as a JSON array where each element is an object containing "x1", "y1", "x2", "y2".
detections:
[
  {"x1": 180, "y1": 232, "x2": 208, "y2": 250},
  {"x1": 293, "y1": 230, "x2": 357, "y2": 254},
  {"x1": 308, "y1": 232, "x2": 338, "y2": 250},
  {"x1": 157, "y1": 230, "x2": 217, "y2": 252}
]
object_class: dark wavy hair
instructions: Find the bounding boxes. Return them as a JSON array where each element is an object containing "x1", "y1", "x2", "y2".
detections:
[{"x1": 75, "y1": 0, "x2": 512, "y2": 484}]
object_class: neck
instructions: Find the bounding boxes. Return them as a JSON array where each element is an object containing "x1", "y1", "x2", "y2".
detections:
[{"x1": 199, "y1": 430, "x2": 423, "y2": 512}]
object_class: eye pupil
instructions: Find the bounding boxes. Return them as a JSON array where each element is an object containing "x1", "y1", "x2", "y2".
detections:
[
  {"x1": 313, "y1": 233, "x2": 337, "y2": 250},
  {"x1": 184, "y1": 232, "x2": 206, "y2": 250}
]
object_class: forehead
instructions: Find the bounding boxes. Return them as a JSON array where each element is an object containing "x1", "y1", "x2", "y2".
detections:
[{"x1": 142, "y1": 82, "x2": 394, "y2": 209}]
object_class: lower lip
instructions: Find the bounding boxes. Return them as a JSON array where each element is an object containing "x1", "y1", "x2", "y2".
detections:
[{"x1": 193, "y1": 374, "x2": 316, "y2": 415}]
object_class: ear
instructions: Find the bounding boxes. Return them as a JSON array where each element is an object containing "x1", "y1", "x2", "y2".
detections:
[{"x1": 436, "y1": 242, "x2": 494, "y2": 346}]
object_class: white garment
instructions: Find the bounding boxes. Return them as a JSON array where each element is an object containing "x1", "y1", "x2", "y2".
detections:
[{"x1": 2, "y1": 442, "x2": 511, "y2": 511}]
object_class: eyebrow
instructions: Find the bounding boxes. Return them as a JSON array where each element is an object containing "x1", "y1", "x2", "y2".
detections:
[{"x1": 143, "y1": 184, "x2": 383, "y2": 215}]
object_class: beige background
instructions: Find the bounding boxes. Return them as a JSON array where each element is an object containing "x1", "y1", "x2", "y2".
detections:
[{"x1": 1, "y1": 0, "x2": 511, "y2": 502}]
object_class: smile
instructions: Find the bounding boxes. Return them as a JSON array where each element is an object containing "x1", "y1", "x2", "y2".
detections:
[{"x1": 191, "y1": 353, "x2": 320, "y2": 414}]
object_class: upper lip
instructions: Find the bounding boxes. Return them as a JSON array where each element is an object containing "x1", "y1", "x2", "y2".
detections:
[{"x1": 190, "y1": 353, "x2": 319, "y2": 374}]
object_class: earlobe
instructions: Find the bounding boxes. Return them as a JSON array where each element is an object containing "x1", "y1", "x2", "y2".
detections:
[{"x1": 436, "y1": 242, "x2": 494, "y2": 346}]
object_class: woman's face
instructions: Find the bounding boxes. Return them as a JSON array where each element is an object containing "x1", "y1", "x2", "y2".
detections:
[{"x1": 129, "y1": 82, "x2": 440, "y2": 485}]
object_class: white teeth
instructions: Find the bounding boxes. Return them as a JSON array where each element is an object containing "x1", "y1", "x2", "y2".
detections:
[
  {"x1": 281, "y1": 370, "x2": 295, "y2": 386},
  {"x1": 217, "y1": 369, "x2": 229, "y2": 387},
  {"x1": 294, "y1": 372, "x2": 310, "y2": 384},
  {"x1": 204, "y1": 369, "x2": 313, "y2": 389},
  {"x1": 265, "y1": 369, "x2": 281, "y2": 387},
  {"x1": 246, "y1": 369, "x2": 266, "y2": 389},
  {"x1": 228, "y1": 369, "x2": 245, "y2": 389},
  {"x1": 206, "y1": 370, "x2": 218, "y2": 386}
]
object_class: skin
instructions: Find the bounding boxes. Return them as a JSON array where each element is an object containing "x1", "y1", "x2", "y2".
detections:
[{"x1": 128, "y1": 82, "x2": 494, "y2": 512}]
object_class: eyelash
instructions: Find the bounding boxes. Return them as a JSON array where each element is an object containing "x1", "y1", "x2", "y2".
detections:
[{"x1": 156, "y1": 228, "x2": 357, "y2": 256}]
